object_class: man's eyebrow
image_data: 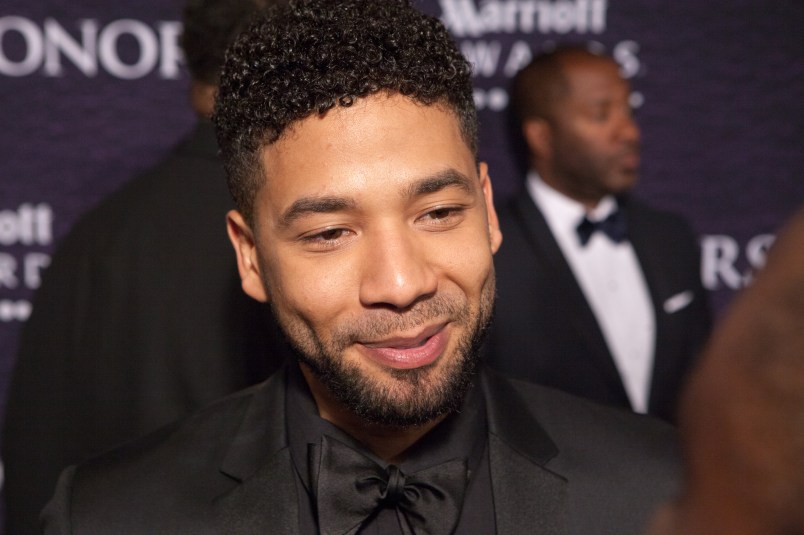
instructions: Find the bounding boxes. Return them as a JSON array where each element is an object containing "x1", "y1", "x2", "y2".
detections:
[
  {"x1": 277, "y1": 170, "x2": 474, "y2": 229},
  {"x1": 406, "y1": 169, "x2": 475, "y2": 198},
  {"x1": 278, "y1": 196, "x2": 356, "y2": 229}
]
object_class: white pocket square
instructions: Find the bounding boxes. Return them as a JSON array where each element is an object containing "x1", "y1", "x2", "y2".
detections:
[{"x1": 663, "y1": 290, "x2": 694, "y2": 314}]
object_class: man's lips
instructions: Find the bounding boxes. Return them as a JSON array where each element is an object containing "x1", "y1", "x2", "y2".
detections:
[{"x1": 358, "y1": 323, "x2": 449, "y2": 370}]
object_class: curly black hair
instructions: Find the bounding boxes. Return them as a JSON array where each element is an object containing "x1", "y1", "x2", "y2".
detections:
[{"x1": 214, "y1": 0, "x2": 476, "y2": 225}]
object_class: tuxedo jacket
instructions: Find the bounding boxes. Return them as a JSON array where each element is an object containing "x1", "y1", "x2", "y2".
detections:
[
  {"x1": 3, "y1": 122, "x2": 291, "y2": 535},
  {"x1": 487, "y1": 192, "x2": 711, "y2": 422},
  {"x1": 42, "y1": 367, "x2": 679, "y2": 534}
]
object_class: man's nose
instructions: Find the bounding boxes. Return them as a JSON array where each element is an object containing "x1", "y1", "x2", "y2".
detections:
[
  {"x1": 618, "y1": 110, "x2": 641, "y2": 145},
  {"x1": 358, "y1": 227, "x2": 438, "y2": 310}
]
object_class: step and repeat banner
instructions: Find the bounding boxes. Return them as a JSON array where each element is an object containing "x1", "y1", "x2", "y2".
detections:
[{"x1": 0, "y1": 0, "x2": 802, "y2": 511}]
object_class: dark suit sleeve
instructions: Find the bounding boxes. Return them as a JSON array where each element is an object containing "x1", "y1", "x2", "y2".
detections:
[{"x1": 39, "y1": 466, "x2": 77, "y2": 535}]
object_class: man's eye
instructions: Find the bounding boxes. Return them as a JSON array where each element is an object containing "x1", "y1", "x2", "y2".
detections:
[
  {"x1": 317, "y1": 228, "x2": 347, "y2": 241},
  {"x1": 301, "y1": 227, "x2": 352, "y2": 249},
  {"x1": 419, "y1": 206, "x2": 465, "y2": 228},
  {"x1": 592, "y1": 108, "x2": 610, "y2": 122},
  {"x1": 427, "y1": 208, "x2": 456, "y2": 220}
]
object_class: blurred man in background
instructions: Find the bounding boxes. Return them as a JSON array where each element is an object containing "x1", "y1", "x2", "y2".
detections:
[
  {"x1": 489, "y1": 45, "x2": 711, "y2": 422},
  {"x1": 2, "y1": 1, "x2": 289, "y2": 532}
]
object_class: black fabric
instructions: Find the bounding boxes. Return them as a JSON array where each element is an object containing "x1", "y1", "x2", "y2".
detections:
[
  {"x1": 285, "y1": 364, "x2": 493, "y2": 535},
  {"x1": 2, "y1": 121, "x2": 293, "y2": 535},
  {"x1": 488, "y1": 191, "x2": 712, "y2": 422},
  {"x1": 41, "y1": 366, "x2": 681, "y2": 534},
  {"x1": 575, "y1": 209, "x2": 628, "y2": 245},
  {"x1": 311, "y1": 437, "x2": 467, "y2": 535}
]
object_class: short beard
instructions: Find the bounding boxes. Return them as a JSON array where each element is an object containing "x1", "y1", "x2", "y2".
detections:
[{"x1": 275, "y1": 282, "x2": 495, "y2": 429}]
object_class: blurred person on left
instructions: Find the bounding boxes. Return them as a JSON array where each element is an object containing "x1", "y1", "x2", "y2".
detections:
[{"x1": 1, "y1": 2, "x2": 290, "y2": 533}]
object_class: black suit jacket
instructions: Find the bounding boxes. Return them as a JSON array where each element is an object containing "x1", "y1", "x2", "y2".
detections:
[
  {"x1": 488, "y1": 192, "x2": 711, "y2": 422},
  {"x1": 42, "y1": 367, "x2": 679, "y2": 534},
  {"x1": 3, "y1": 122, "x2": 291, "y2": 535}
]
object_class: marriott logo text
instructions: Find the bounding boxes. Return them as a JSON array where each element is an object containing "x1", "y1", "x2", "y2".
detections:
[{"x1": 441, "y1": 0, "x2": 608, "y2": 37}]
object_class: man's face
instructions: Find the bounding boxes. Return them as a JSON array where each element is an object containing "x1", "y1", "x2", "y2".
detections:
[
  {"x1": 544, "y1": 57, "x2": 641, "y2": 205},
  {"x1": 228, "y1": 93, "x2": 502, "y2": 428}
]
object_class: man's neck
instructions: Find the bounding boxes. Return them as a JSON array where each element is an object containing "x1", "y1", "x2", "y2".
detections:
[
  {"x1": 532, "y1": 167, "x2": 603, "y2": 211},
  {"x1": 300, "y1": 365, "x2": 445, "y2": 464}
]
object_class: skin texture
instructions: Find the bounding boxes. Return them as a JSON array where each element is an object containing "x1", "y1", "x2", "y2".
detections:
[
  {"x1": 522, "y1": 52, "x2": 640, "y2": 209},
  {"x1": 647, "y1": 208, "x2": 804, "y2": 535},
  {"x1": 227, "y1": 93, "x2": 502, "y2": 462}
]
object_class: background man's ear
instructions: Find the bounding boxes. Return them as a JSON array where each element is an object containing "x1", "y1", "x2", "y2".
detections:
[
  {"x1": 226, "y1": 210, "x2": 269, "y2": 303},
  {"x1": 521, "y1": 119, "x2": 552, "y2": 161}
]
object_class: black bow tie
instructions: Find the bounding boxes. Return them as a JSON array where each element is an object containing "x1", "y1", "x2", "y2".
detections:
[
  {"x1": 310, "y1": 435, "x2": 468, "y2": 535},
  {"x1": 576, "y1": 209, "x2": 628, "y2": 246}
]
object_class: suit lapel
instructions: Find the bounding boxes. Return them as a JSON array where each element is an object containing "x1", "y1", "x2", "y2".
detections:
[
  {"x1": 482, "y1": 371, "x2": 568, "y2": 534},
  {"x1": 213, "y1": 368, "x2": 301, "y2": 534},
  {"x1": 510, "y1": 194, "x2": 629, "y2": 404},
  {"x1": 215, "y1": 449, "x2": 299, "y2": 534}
]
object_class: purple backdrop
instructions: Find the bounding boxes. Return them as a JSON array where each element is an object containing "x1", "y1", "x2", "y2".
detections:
[{"x1": 0, "y1": 0, "x2": 802, "y2": 520}]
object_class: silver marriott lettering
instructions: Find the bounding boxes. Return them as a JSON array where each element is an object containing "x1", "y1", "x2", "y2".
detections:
[{"x1": 440, "y1": 0, "x2": 608, "y2": 37}]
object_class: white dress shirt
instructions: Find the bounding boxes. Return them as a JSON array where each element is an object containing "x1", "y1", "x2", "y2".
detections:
[{"x1": 527, "y1": 172, "x2": 656, "y2": 413}]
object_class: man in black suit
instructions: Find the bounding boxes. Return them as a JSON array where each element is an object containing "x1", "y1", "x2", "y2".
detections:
[
  {"x1": 2, "y1": 2, "x2": 290, "y2": 533},
  {"x1": 489, "y1": 46, "x2": 711, "y2": 422},
  {"x1": 43, "y1": 2, "x2": 679, "y2": 533}
]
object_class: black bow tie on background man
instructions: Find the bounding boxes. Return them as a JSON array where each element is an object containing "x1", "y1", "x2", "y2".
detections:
[
  {"x1": 576, "y1": 209, "x2": 628, "y2": 246},
  {"x1": 309, "y1": 435, "x2": 468, "y2": 535}
]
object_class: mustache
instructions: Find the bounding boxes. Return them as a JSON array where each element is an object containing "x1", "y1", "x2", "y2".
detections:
[
  {"x1": 619, "y1": 142, "x2": 640, "y2": 156},
  {"x1": 328, "y1": 294, "x2": 468, "y2": 350}
]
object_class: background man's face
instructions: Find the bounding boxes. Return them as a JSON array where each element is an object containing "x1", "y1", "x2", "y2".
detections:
[
  {"x1": 231, "y1": 93, "x2": 501, "y2": 426},
  {"x1": 547, "y1": 57, "x2": 641, "y2": 204}
]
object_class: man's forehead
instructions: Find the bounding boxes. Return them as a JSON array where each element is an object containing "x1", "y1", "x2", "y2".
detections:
[
  {"x1": 261, "y1": 95, "x2": 470, "y2": 161},
  {"x1": 255, "y1": 94, "x2": 477, "y2": 204},
  {"x1": 555, "y1": 61, "x2": 628, "y2": 108},
  {"x1": 563, "y1": 57, "x2": 625, "y2": 88}
]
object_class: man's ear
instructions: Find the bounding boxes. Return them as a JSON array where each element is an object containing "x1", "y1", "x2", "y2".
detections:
[
  {"x1": 478, "y1": 162, "x2": 503, "y2": 255},
  {"x1": 521, "y1": 118, "x2": 552, "y2": 161},
  {"x1": 189, "y1": 80, "x2": 216, "y2": 118},
  {"x1": 226, "y1": 210, "x2": 269, "y2": 303}
]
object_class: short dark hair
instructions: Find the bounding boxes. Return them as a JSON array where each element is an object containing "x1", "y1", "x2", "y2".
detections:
[
  {"x1": 511, "y1": 44, "x2": 609, "y2": 124},
  {"x1": 214, "y1": 0, "x2": 477, "y2": 225},
  {"x1": 180, "y1": 0, "x2": 268, "y2": 85}
]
